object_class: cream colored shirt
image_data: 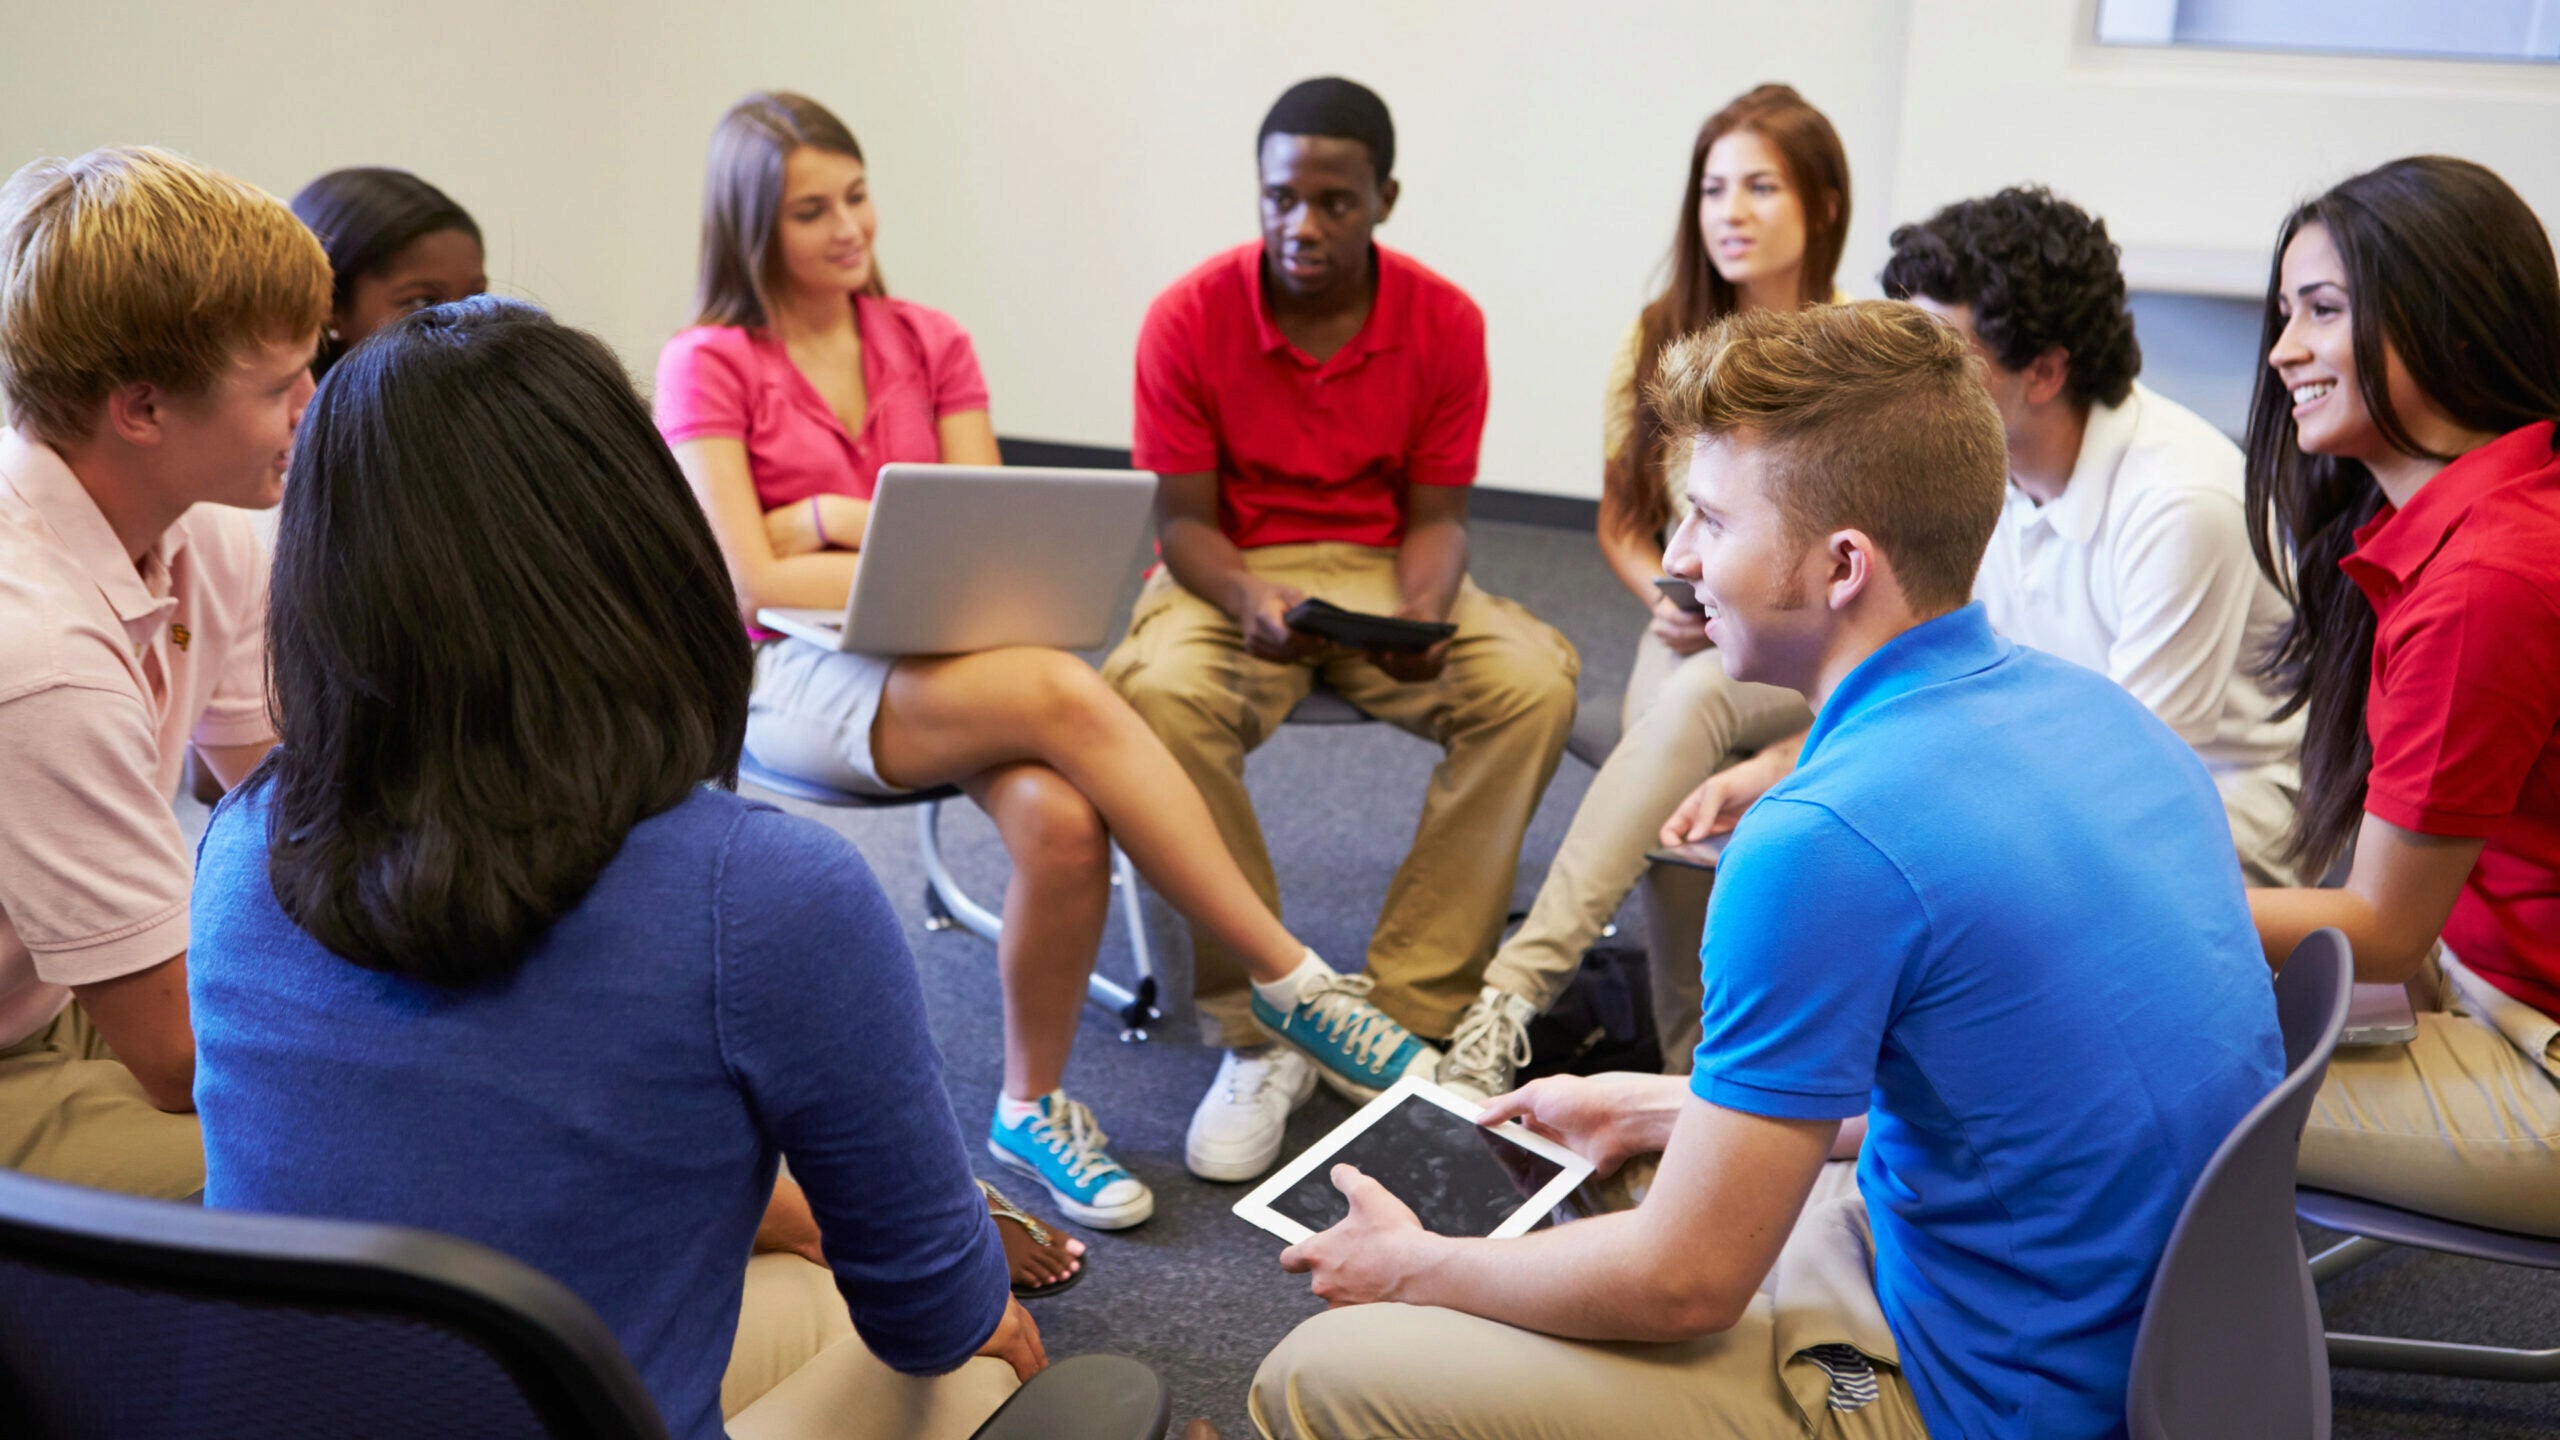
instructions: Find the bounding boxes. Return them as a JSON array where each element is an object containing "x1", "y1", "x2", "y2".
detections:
[
  {"x1": 1605, "y1": 295, "x2": 1851, "y2": 528},
  {"x1": 1972, "y1": 384, "x2": 2302, "y2": 775},
  {"x1": 0, "y1": 430, "x2": 274, "y2": 1046}
]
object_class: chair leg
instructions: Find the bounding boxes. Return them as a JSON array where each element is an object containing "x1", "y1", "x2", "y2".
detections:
[
  {"x1": 2310, "y1": 1234, "x2": 2391, "y2": 1283},
  {"x1": 1102, "y1": 845, "x2": 1160, "y2": 1043},
  {"x1": 914, "y1": 802, "x2": 1160, "y2": 1039},
  {"x1": 2312, "y1": 1232, "x2": 2560, "y2": 1380},
  {"x1": 2327, "y1": 1333, "x2": 2560, "y2": 1381},
  {"x1": 917, "y1": 799, "x2": 1002, "y2": 943}
]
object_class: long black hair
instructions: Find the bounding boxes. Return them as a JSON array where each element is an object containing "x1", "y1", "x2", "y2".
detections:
[
  {"x1": 289, "y1": 167, "x2": 480, "y2": 375},
  {"x1": 260, "y1": 296, "x2": 752, "y2": 985},
  {"x1": 2242, "y1": 156, "x2": 2560, "y2": 874}
]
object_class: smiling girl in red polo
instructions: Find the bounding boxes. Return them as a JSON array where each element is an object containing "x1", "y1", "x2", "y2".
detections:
[{"x1": 2243, "y1": 156, "x2": 2560, "y2": 1237}]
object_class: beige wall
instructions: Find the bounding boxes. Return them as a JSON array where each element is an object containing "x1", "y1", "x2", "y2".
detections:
[{"x1": 4, "y1": 1, "x2": 2554, "y2": 498}]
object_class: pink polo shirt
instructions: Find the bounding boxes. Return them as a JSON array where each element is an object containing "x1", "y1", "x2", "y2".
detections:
[
  {"x1": 0, "y1": 430, "x2": 274, "y2": 1047},
  {"x1": 653, "y1": 293, "x2": 991, "y2": 509}
]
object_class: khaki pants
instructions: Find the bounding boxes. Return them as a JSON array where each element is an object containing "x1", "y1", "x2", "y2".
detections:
[
  {"x1": 2215, "y1": 760, "x2": 2307, "y2": 889},
  {"x1": 2299, "y1": 950, "x2": 2560, "y2": 1236},
  {"x1": 1484, "y1": 629, "x2": 1809, "y2": 1010},
  {"x1": 0, "y1": 1001, "x2": 202, "y2": 1200},
  {"x1": 1251, "y1": 1163, "x2": 1927, "y2": 1439},
  {"x1": 1103, "y1": 545, "x2": 1580, "y2": 1043},
  {"x1": 723, "y1": 1253, "x2": 1019, "y2": 1440}
]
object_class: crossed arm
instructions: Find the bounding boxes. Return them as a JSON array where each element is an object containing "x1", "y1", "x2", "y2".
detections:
[
  {"x1": 1280, "y1": 1075, "x2": 1836, "y2": 1342},
  {"x1": 672, "y1": 411, "x2": 998, "y2": 612}
]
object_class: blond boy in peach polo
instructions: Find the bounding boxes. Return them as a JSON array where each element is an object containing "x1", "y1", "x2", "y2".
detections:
[{"x1": 0, "y1": 147, "x2": 328, "y2": 1197}]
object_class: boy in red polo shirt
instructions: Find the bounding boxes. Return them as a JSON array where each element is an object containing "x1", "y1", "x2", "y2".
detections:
[{"x1": 1103, "y1": 79, "x2": 1580, "y2": 1181}]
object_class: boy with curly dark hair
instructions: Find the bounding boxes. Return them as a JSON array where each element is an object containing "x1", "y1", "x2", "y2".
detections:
[{"x1": 1666, "y1": 187, "x2": 2308, "y2": 887}]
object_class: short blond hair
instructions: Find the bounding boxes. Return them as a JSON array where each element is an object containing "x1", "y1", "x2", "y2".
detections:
[
  {"x1": 1650, "y1": 299, "x2": 2007, "y2": 613},
  {"x1": 0, "y1": 146, "x2": 331, "y2": 444}
]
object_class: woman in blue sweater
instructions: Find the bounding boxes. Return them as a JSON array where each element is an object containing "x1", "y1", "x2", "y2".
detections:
[{"x1": 190, "y1": 297, "x2": 1041, "y2": 1440}]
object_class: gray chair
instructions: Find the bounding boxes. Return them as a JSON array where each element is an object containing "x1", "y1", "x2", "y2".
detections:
[
  {"x1": 0, "y1": 1168, "x2": 1169, "y2": 1440},
  {"x1": 737, "y1": 754, "x2": 1162, "y2": 1041},
  {"x1": 2125, "y1": 927, "x2": 2352, "y2": 1440},
  {"x1": 2297, "y1": 979, "x2": 2560, "y2": 1382}
]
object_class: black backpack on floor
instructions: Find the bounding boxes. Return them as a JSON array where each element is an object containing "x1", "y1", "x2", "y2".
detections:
[{"x1": 1520, "y1": 942, "x2": 1661, "y2": 1080}]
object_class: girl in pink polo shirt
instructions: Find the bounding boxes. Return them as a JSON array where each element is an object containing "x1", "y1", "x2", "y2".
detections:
[
  {"x1": 2243, "y1": 156, "x2": 2560, "y2": 1237},
  {"x1": 657, "y1": 93, "x2": 1435, "y2": 1249}
]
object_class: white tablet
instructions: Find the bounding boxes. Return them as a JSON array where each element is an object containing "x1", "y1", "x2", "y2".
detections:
[{"x1": 1232, "y1": 1075, "x2": 1596, "y2": 1245}]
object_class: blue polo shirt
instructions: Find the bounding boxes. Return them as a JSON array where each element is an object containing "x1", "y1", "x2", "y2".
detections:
[{"x1": 1693, "y1": 603, "x2": 2281, "y2": 1440}]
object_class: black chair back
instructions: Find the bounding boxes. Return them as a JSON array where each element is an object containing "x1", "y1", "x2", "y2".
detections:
[{"x1": 0, "y1": 1169, "x2": 666, "y2": 1440}]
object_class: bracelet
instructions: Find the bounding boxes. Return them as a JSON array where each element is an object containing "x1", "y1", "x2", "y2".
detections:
[{"x1": 809, "y1": 496, "x2": 829, "y2": 549}]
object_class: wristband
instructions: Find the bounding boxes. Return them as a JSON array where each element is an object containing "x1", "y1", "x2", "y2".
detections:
[{"x1": 809, "y1": 496, "x2": 829, "y2": 549}]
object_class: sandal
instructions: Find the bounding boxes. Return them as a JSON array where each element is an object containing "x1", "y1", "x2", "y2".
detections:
[{"x1": 980, "y1": 1179, "x2": 1086, "y2": 1300}]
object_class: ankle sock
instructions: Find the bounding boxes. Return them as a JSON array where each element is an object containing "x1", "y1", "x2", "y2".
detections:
[
  {"x1": 1250, "y1": 950, "x2": 1329, "y2": 1014},
  {"x1": 996, "y1": 1093, "x2": 1048, "y2": 1127}
]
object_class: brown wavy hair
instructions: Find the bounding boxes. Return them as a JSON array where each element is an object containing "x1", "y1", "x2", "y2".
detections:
[
  {"x1": 693, "y1": 91, "x2": 883, "y2": 330},
  {"x1": 1604, "y1": 84, "x2": 1851, "y2": 547}
]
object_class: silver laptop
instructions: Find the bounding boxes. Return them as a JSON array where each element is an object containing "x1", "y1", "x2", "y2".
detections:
[
  {"x1": 2340, "y1": 982, "x2": 2420, "y2": 1048},
  {"x1": 757, "y1": 464, "x2": 1158, "y2": 655}
]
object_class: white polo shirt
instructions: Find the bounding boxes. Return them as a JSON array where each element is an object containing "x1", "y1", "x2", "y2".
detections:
[
  {"x1": 0, "y1": 429, "x2": 274, "y2": 1048},
  {"x1": 1974, "y1": 383, "x2": 2302, "y2": 775}
]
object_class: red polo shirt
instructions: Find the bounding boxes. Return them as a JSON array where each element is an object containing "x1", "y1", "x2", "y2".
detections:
[
  {"x1": 1132, "y1": 242, "x2": 1487, "y2": 550},
  {"x1": 2344, "y1": 420, "x2": 2560, "y2": 1013}
]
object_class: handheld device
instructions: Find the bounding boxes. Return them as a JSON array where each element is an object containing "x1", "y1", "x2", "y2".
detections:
[
  {"x1": 1652, "y1": 576, "x2": 1707, "y2": 614},
  {"x1": 1233, "y1": 1075, "x2": 1594, "y2": 1245},
  {"x1": 1282, "y1": 598, "x2": 1457, "y2": 653}
]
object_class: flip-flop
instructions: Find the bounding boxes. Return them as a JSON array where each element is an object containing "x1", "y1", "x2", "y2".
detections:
[{"x1": 980, "y1": 1179, "x2": 1086, "y2": 1300}]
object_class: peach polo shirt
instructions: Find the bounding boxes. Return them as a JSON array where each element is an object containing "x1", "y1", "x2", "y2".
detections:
[{"x1": 0, "y1": 429, "x2": 274, "y2": 1047}]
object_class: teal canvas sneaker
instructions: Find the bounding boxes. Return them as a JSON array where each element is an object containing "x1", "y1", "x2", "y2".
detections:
[
  {"x1": 1251, "y1": 969, "x2": 1441, "y2": 1102},
  {"x1": 988, "y1": 1092, "x2": 1154, "y2": 1230}
]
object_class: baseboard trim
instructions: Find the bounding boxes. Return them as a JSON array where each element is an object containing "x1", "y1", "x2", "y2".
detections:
[{"x1": 998, "y1": 435, "x2": 1597, "y2": 532}]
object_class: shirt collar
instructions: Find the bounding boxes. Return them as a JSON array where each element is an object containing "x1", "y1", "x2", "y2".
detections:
[
  {"x1": 0, "y1": 428, "x2": 179, "y2": 626},
  {"x1": 1247, "y1": 242, "x2": 1406, "y2": 366},
  {"x1": 2017, "y1": 386, "x2": 2140, "y2": 545},
  {"x1": 2346, "y1": 420, "x2": 2560, "y2": 587},
  {"x1": 1799, "y1": 603, "x2": 2013, "y2": 764}
]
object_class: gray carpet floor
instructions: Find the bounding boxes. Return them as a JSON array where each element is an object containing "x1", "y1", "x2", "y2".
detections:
[
  {"x1": 178, "y1": 518, "x2": 2560, "y2": 1436},
  {"x1": 749, "y1": 518, "x2": 2560, "y2": 1438}
]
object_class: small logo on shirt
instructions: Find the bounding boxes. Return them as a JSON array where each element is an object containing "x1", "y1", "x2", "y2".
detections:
[{"x1": 170, "y1": 622, "x2": 190, "y2": 651}]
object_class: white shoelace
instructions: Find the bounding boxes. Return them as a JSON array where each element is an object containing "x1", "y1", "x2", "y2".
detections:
[
  {"x1": 1445, "y1": 994, "x2": 1531, "y2": 1085},
  {"x1": 1030, "y1": 1096, "x2": 1120, "y2": 1186},
  {"x1": 1220, "y1": 1052, "x2": 1282, "y2": 1104},
  {"x1": 1296, "y1": 972, "x2": 1413, "y2": 1072}
]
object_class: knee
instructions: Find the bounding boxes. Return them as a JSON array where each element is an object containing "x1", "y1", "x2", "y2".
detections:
[
  {"x1": 1459, "y1": 652, "x2": 1580, "y2": 735},
  {"x1": 996, "y1": 770, "x2": 1110, "y2": 881},
  {"x1": 1250, "y1": 1308, "x2": 1398, "y2": 1440},
  {"x1": 1104, "y1": 643, "x2": 1216, "y2": 729}
]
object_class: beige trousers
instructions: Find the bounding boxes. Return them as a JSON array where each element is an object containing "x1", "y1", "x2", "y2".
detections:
[
  {"x1": 723, "y1": 1253, "x2": 1019, "y2": 1440},
  {"x1": 1251, "y1": 1163, "x2": 1926, "y2": 1439},
  {"x1": 2299, "y1": 950, "x2": 2560, "y2": 1236},
  {"x1": 1103, "y1": 544, "x2": 1580, "y2": 1043},
  {"x1": 1483, "y1": 629, "x2": 1810, "y2": 1010},
  {"x1": 2215, "y1": 760, "x2": 2308, "y2": 889},
  {"x1": 0, "y1": 1001, "x2": 202, "y2": 1200}
]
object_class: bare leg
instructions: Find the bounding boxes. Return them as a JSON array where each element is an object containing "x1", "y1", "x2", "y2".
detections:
[
  {"x1": 962, "y1": 762, "x2": 1109, "y2": 1102},
  {"x1": 872, "y1": 648, "x2": 1307, "y2": 982}
]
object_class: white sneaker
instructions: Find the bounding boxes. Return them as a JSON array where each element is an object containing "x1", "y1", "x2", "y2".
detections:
[
  {"x1": 1185, "y1": 1045, "x2": 1319, "y2": 1181},
  {"x1": 1438, "y1": 986, "x2": 1539, "y2": 1102}
]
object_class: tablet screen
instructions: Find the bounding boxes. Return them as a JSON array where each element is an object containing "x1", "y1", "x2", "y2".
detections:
[{"x1": 1265, "y1": 1090, "x2": 1569, "y2": 1237}]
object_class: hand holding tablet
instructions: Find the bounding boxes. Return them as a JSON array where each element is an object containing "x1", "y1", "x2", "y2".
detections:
[
  {"x1": 1282, "y1": 598, "x2": 1458, "y2": 654},
  {"x1": 1233, "y1": 1076, "x2": 1594, "y2": 1246}
]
